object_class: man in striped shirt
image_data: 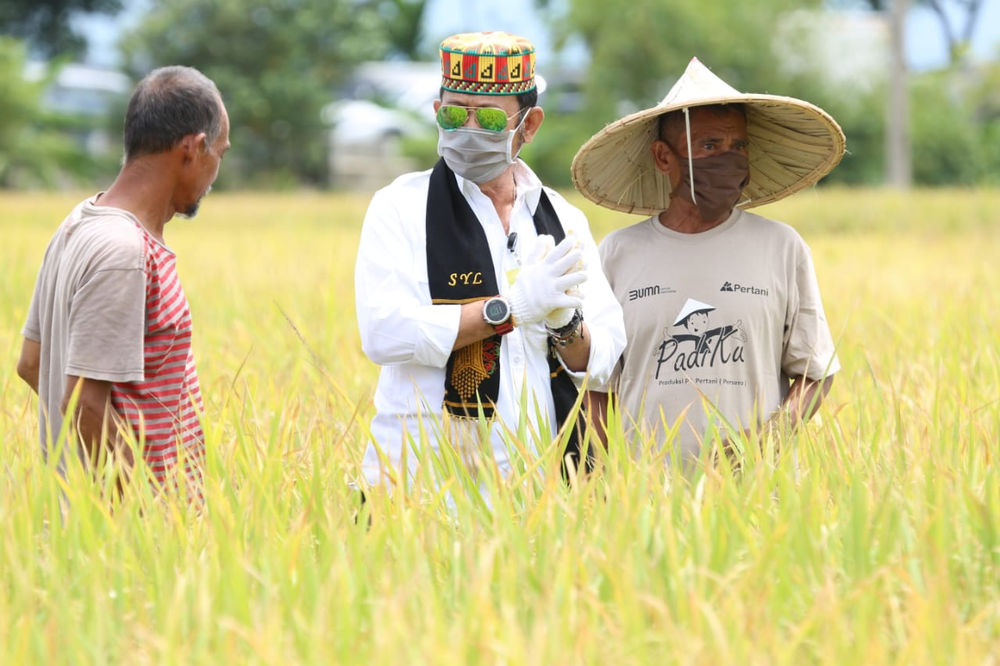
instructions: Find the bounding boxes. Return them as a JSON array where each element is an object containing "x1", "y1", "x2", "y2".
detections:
[{"x1": 16, "y1": 66, "x2": 230, "y2": 494}]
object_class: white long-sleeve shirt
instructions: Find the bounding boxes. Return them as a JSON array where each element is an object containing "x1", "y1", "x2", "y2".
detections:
[{"x1": 355, "y1": 161, "x2": 626, "y2": 486}]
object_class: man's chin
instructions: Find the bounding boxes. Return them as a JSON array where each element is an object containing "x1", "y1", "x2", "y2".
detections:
[
  {"x1": 176, "y1": 201, "x2": 201, "y2": 220},
  {"x1": 177, "y1": 187, "x2": 211, "y2": 220}
]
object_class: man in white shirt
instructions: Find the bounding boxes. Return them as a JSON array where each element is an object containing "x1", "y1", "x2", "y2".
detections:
[
  {"x1": 572, "y1": 57, "x2": 844, "y2": 463},
  {"x1": 355, "y1": 32, "x2": 625, "y2": 489}
]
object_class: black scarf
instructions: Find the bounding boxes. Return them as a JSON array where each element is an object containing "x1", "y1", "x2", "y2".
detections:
[{"x1": 425, "y1": 159, "x2": 586, "y2": 468}]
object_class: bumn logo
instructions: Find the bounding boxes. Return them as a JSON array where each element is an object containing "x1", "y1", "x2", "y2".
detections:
[{"x1": 628, "y1": 284, "x2": 670, "y2": 302}]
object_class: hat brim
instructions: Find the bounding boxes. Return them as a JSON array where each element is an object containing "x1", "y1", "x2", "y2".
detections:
[{"x1": 571, "y1": 92, "x2": 846, "y2": 216}]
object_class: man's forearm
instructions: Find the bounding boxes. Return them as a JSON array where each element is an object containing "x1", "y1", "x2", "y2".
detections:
[
  {"x1": 17, "y1": 338, "x2": 40, "y2": 395},
  {"x1": 584, "y1": 390, "x2": 610, "y2": 449},
  {"x1": 75, "y1": 399, "x2": 118, "y2": 462},
  {"x1": 454, "y1": 301, "x2": 496, "y2": 351},
  {"x1": 453, "y1": 304, "x2": 592, "y2": 373},
  {"x1": 553, "y1": 322, "x2": 590, "y2": 372},
  {"x1": 63, "y1": 376, "x2": 134, "y2": 470},
  {"x1": 20, "y1": 371, "x2": 39, "y2": 395}
]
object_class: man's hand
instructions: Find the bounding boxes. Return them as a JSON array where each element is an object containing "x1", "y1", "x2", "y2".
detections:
[
  {"x1": 718, "y1": 375, "x2": 834, "y2": 469},
  {"x1": 508, "y1": 236, "x2": 585, "y2": 326},
  {"x1": 16, "y1": 338, "x2": 41, "y2": 395}
]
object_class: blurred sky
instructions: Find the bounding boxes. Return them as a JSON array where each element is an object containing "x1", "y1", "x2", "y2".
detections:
[{"x1": 75, "y1": 0, "x2": 1000, "y2": 72}]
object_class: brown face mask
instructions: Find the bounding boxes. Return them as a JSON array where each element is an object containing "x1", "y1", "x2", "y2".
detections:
[{"x1": 671, "y1": 148, "x2": 750, "y2": 223}]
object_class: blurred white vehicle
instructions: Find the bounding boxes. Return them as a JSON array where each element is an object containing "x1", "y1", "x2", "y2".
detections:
[
  {"x1": 323, "y1": 99, "x2": 431, "y2": 151},
  {"x1": 323, "y1": 62, "x2": 440, "y2": 190}
]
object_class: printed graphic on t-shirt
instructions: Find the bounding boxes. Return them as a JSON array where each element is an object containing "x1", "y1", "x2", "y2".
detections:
[
  {"x1": 627, "y1": 283, "x2": 676, "y2": 302},
  {"x1": 719, "y1": 280, "x2": 769, "y2": 296},
  {"x1": 653, "y1": 297, "x2": 747, "y2": 385}
]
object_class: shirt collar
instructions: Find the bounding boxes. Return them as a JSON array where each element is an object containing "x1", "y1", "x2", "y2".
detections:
[{"x1": 454, "y1": 159, "x2": 545, "y2": 214}]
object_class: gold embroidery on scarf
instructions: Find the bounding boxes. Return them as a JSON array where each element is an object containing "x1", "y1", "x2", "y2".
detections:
[{"x1": 451, "y1": 340, "x2": 489, "y2": 401}]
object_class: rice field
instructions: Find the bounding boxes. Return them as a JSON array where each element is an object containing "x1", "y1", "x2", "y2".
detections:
[{"x1": 1, "y1": 187, "x2": 998, "y2": 664}]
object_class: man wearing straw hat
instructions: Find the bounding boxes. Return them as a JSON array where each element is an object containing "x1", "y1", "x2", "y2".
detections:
[
  {"x1": 355, "y1": 32, "x2": 625, "y2": 488},
  {"x1": 573, "y1": 57, "x2": 842, "y2": 462}
]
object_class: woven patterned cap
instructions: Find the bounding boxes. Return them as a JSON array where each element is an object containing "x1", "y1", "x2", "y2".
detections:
[
  {"x1": 440, "y1": 32, "x2": 536, "y2": 95},
  {"x1": 571, "y1": 57, "x2": 846, "y2": 215}
]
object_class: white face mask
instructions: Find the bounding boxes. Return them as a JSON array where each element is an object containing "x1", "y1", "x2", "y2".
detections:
[{"x1": 437, "y1": 113, "x2": 527, "y2": 184}]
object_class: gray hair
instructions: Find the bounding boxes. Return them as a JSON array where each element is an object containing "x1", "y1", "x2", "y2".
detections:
[{"x1": 123, "y1": 66, "x2": 223, "y2": 160}]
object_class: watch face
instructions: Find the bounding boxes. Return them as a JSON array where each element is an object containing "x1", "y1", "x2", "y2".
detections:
[{"x1": 484, "y1": 298, "x2": 509, "y2": 324}]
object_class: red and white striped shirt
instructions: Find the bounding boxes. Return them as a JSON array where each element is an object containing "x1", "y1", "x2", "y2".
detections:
[{"x1": 112, "y1": 227, "x2": 205, "y2": 489}]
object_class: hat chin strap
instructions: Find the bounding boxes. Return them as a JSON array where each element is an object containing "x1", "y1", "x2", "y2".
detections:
[{"x1": 683, "y1": 107, "x2": 696, "y2": 204}]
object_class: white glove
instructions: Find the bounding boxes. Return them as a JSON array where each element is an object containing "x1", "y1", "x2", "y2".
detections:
[
  {"x1": 508, "y1": 236, "x2": 585, "y2": 327},
  {"x1": 537, "y1": 234, "x2": 585, "y2": 329},
  {"x1": 545, "y1": 303, "x2": 577, "y2": 329},
  {"x1": 531, "y1": 235, "x2": 576, "y2": 329}
]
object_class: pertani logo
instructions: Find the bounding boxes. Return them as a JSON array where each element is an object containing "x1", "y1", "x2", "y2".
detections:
[{"x1": 720, "y1": 281, "x2": 768, "y2": 296}]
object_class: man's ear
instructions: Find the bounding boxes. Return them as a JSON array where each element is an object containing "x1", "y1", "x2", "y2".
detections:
[
  {"x1": 178, "y1": 132, "x2": 208, "y2": 164},
  {"x1": 520, "y1": 106, "x2": 544, "y2": 144},
  {"x1": 651, "y1": 139, "x2": 674, "y2": 175}
]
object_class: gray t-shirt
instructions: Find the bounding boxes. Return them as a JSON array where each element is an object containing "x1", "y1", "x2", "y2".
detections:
[
  {"x1": 23, "y1": 196, "x2": 147, "y2": 461},
  {"x1": 598, "y1": 209, "x2": 840, "y2": 459}
]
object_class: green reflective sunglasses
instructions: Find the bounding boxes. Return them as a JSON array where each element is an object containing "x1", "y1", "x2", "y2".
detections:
[{"x1": 436, "y1": 104, "x2": 520, "y2": 132}]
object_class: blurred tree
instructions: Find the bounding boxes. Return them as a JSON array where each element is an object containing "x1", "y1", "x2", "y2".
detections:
[
  {"x1": 0, "y1": 38, "x2": 93, "y2": 187},
  {"x1": 784, "y1": 76, "x2": 886, "y2": 186},
  {"x1": 924, "y1": 0, "x2": 985, "y2": 65},
  {"x1": 0, "y1": 0, "x2": 121, "y2": 58},
  {"x1": 886, "y1": 0, "x2": 912, "y2": 188},
  {"x1": 121, "y1": 0, "x2": 398, "y2": 187},
  {"x1": 381, "y1": 0, "x2": 429, "y2": 60},
  {"x1": 833, "y1": 0, "x2": 993, "y2": 186},
  {"x1": 909, "y1": 71, "x2": 984, "y2": 184},
  {"x1": 839, "y1": 0, "x2": 985, "y2": 67},
  {"x1": 540, "y1": 0, "x2": 824, "y2": 125},
  {"x1": 971, "y1": 60, "x2": 1000, "y2": 183}
]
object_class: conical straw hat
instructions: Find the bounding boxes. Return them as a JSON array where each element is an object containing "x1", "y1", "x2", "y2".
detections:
[
  {"x1": 571, "y1": 57, "x2": 846, "y2": 216},
  {"x1": 672, "y1": 298, "x2": 716, "y2": 326}
]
